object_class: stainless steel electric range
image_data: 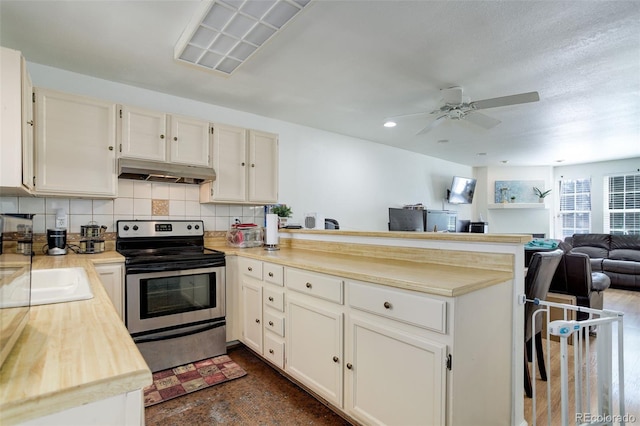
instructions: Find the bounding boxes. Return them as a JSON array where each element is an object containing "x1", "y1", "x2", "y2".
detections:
[{"x1": 116, "y1": 220, "x2": 226, "y2": 372}]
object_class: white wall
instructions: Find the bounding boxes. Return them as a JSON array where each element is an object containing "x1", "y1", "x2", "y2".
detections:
[
  {"x1": 474, "y1": 166, "x2": 554, "y2": 236},
  {"x1": 26, "y1": 62, "x2": 474, "y2": 231},
  {"x1": 553, "y1": 158, "x2": 640, "y2": 234}
]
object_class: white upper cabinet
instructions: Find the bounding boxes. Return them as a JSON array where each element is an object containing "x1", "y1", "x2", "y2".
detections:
[
  {"x1": 119, "y1": 105, "x2": 211, "y2": 167},
  {"x1": 0, "y1": 47, "x2": 34, "y2": 195},
  {"x1": 34, "y1": 88, "x2": 117, "y2": 198},
  {"x1": 200, "y1": 124, "x2": 278, "y2": 204}
]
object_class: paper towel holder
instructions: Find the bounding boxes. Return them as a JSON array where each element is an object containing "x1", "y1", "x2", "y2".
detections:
[{"x1": 264, "y1": 214, "x2": 280, "y2": 251}]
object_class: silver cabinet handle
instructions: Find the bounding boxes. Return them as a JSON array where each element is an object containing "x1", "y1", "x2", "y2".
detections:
[
  {"x1": 160, "y1": 134, "x2": 165, "y2": 139},
  {"x1": 269, "y1": 321, "x2": 274, "y2": 326},
  {"x1": 333, "y1": 356, "x2": 339, "y2": 363},
  {"x1": 269, "y1": 349, "x2": 274, "y2": 354},
  {"x1": 268, "y1": 296, "x2": 274, "y2": 302},
  {"x1": 255, "y1": 319, "x2": 260, "y2": 323},
  {"x1": 305, "y1": 282, "x2": 312, "y2": 289},
  {"x1": 173, "y1": 136, "x2": 178, "y2": 141},
  {"x1": 346, "y1": 363, "x2": 353, "y2": 370},
  {"x1": 384, "y1": 301, "x2": 392, "y2": 309},
  {"x1": 248, "y1": 267, "x2": 252, "y2": 271},
  {"x1": 268, "y1": 272, "x2": 274, "y2": 277}
]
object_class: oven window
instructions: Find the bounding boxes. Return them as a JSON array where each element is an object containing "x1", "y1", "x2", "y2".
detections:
[{"x1": 140, "y1": 272, "x2": 217, "y2": 318}]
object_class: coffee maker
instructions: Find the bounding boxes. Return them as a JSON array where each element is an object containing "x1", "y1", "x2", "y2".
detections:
[{"x1": 46, "y1": 228, "x2": 67, "y2": 255}]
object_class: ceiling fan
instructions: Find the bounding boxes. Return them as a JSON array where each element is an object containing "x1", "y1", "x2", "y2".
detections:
[{"x1": 384, "y1": 86, "x2": 540, "y2": 135}]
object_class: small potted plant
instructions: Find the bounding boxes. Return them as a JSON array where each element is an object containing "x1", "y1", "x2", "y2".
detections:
[
  {"x1": 270, "y1": 204, "x2": 293, "y2": 228},
  {"x1": 533, "y1": 187, "x2": 551, "y2": 202}
]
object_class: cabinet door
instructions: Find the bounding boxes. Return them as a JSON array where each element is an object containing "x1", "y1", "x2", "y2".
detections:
[
  {"x1": 119, "y1": 105, "x2": 166, "y2": 162},
  {"x1": 95, "y1": 263, "x2": 124, "y2": 321},
  {"x1": 345, "y1": 315, "x2": 446, "y2": 426},
  {"x1": 211, "y1": 124, "x2": 247, "y2": 202},
  {"x1": 169, "y1": 115, "x2": 211, "y2": 167},
  {"x1": 248, "y1": 130, "x2": 278, "y2": 203},
  {"x1": 241, "y1": 280, "x2": 263, "y2": 354},
  {"x1": 21, "y1": 55, "x2": 34, "y2": 191},
  {"x1": 34, "y1": 88, "x2": 117, "y2": 197},
  {"x1": 286, "y1": 297, "x2": 343, "y2": 407}
]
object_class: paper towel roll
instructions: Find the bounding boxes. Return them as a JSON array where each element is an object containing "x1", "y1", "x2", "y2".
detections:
[{"x1": 265, "y1": 214, "x2": 279, "y2": 245}]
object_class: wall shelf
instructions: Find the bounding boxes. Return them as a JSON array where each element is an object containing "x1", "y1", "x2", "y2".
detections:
[{"x1": 488, "y1": 203, "x2": 548, "y2": 210}]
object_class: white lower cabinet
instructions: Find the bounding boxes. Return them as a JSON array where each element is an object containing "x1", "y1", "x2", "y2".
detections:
[
  {"x1": 286, "y1": 296, "x2": 343, "y2": 408},
  {"x1": 236, "y1": 259, "x2": 512, "y2": 425},
  {"x1": 345, "y1": 314, "x2": 446, "y2": 426},
  {"x1": 241, "y1": 279, "x2": 263, "y2": 354},
  {"x1": 94, "y1": 263, "x2": 124, "y2": 321}
]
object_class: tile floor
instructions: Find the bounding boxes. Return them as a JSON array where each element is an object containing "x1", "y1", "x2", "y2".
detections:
[{"x1": 145, "y1": 345, "x2": 352, "y2": 425}]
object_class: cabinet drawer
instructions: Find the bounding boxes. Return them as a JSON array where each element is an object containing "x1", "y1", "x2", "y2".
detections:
[
  {"x1": 286, "y1": 268, "x2": 343, "y2": 304},
  {"x1": 264, "y1": 334, "x2": 285, "y2": 369},
  {"x1": 264, "y1": 263, "x2": 284, "y2": 286},
  {"x1": 264, "y1": 311, "x2": 285, "y2": 337},
  {"x1": 348, "y1": 281, "x2": 447, "y2": 334},
  {"x1": 239, "y1": 258, "x2": 262, "y2": 280},
  {"x1": 263, "y1": 287, "x2": 284, "y2": 312}
]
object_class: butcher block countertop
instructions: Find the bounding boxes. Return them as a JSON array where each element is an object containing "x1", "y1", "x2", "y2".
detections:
[
  {"x1": 0, "y1": 252, "x2": 151, "y2": 425},
  {"x1": 219, "y1": 246, "x2": 514, "y2": 297}
]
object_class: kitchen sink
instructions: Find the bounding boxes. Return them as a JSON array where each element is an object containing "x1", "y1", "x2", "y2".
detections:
[{"x1": 29, "y1": 267, "x2": 94, "y2": 305}]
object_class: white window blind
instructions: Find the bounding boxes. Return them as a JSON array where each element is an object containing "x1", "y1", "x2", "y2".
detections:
[
  {"x1": 559, "y1": 178, "x2": 591, "y2": 239},
  {"x1": 604, "y1": 173, "x2": 640, "y2": 235}
]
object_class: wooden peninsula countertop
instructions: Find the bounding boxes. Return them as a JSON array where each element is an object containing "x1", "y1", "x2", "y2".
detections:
[
  {"x1": 220, "y1": 246, "x2": 513, "y2": 297},
  {"x1": 0, "y1": 252, "x2": 151, "y2": 425}
]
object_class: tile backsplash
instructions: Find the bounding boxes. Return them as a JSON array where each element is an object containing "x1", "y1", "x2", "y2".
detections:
[{"x1": 0, "y1": 180, "x2": 265, "y2": 234}]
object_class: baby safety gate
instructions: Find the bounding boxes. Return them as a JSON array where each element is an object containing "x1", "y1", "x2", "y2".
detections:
[{"x1": 526, "y1": 298, "x2": 629, "y2": 426}]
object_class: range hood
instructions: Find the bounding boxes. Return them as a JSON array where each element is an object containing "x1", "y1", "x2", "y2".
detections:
[{"x1": 118, "y1": 158, "x2": 215, "y2": 184}]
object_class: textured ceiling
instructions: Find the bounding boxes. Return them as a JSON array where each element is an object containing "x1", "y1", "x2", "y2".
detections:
[{"x1": 1, "y1": 0, "x2": 639, "y2": 167}]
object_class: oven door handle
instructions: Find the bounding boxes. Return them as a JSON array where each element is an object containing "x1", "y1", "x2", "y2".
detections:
[{"x1": 133, "y1": 321, "x2": 225, "y2": 344}]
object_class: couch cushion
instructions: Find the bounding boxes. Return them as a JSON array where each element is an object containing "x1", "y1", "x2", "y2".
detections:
[
  {"x1": 570, "y1": 246, "x2": 608, "y2": 261},
  {"x1": 572, "y1": 234, "x2": 611, "y2": 249},
  {"x1": 602, "y1": 258, "x2": 640, "y2": 274},
  {"x1": 609, "y1": 249, "x2": 640, "y2": 262},
  {"x1": 610, "y1": 235, "x2": 640, "y2": 250}
]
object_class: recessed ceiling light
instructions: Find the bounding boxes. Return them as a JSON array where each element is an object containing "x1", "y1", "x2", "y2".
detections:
[
  {"x1": 477, "y1": 152, "x2": 487, "y2": 156},
  {"x1": 501, "y1": 160, "x2": 508, "y2": 163},
  {"x1": 437, "y1": 139, "x2": 449, "y2": 144},
  {"x1": 556, "y1": 159, "x2": 565, "y2": 163},
  {"x1": 175, "y1": 0, "x2": 311, "y2": 76},
  {"x1": 383, "y1": 121, "x2": 397, "y2": 128}
]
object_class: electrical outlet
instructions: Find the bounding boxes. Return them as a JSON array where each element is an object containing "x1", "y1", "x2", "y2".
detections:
[{"x1": 230, "y1": 217, "x2": 241, "y2": 227}]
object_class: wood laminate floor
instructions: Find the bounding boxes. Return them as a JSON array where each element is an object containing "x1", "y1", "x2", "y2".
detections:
[{"x1": 524, "y1": 288, "x2": 640, "y2": 425}]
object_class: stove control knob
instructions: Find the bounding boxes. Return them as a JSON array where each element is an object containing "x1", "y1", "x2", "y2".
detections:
[
  {"x1": 132, "y1": 225, "x2": 139, "y2": 231},
  {"x1": 187, "y1": 225, "x2": 192, "y2": 230},
  {"x1": 123, "y1": 225, "x2": 129, "y2": 231},
  {"x1": 195, "y1": 224, "x2": 200, "y2": 230}
]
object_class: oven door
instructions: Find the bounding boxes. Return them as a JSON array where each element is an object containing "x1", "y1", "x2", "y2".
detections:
[{"x1": 126, "y1": 266, "x2": 225, "y2": 334}]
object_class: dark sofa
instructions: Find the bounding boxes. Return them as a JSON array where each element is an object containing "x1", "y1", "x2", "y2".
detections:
[{"x1": 565, "y1": 234, "x2": 640, "y2": 290}]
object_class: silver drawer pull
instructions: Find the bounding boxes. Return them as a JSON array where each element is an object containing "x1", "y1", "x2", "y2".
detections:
[
  {"x1": 269, "y1": 321, "x2": 274, "y2": 326},
  {"x1": 268, "y1": 296, "x2": 274, "y2": 302},
  {"x1": 383, "y1": 301, "x2": 392, "y2": 309},
  {"x1": 255, "y1": 319, "x2": 260, "y2": 323},
  {"x1": 269, "y1": 349, "x2": 274, "y2": 354},
  {"x1": 305, "y1": 282, "x2": 312, "y2": 289},
  {"x1": 248, "y1": 266, "x2": 253, "y2": 271},
  {"x1": 333, "y1": 356, "x2": 339, "y2": 363},
  {"x1": 268, "y1": 272, "x2": 274, "y2": 277},
  {"x1": 346, "y1": 363, "x2": 353, "y2": 370}
]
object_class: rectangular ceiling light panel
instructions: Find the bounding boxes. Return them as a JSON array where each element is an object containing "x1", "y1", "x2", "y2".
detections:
[{"x1": 175, "y1": 0, "x2": 310, "y2": 75}]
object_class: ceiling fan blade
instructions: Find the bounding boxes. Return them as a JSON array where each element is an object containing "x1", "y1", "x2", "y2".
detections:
[
  {"x1": 441, "y1": 86, "x2": 463, "y2": 105},
  {"x1": 464, "y1": 111, "x2": 501, "y2": 129},
  {"x1": 471, "y1": 91, "x2": 540, "y2": 110},
  {"x1": 383, "y1": 111, "x2": 432, "y2": 125},
  {"x1": 416, "y1": 115, "x2": 446, "y2": 135}
]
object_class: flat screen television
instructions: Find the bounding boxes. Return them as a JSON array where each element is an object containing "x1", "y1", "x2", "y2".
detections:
[{"x1": 447, "y1": 176, "x2": 477, "y2": 204}]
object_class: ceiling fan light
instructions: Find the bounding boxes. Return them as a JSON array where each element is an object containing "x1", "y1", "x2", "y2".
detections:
[{"x1": 383, "y1": 121, "x2": 397, "y2": 128}]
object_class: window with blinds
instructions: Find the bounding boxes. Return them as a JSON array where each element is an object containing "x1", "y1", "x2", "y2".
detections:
[
  {"x1": 605, "y1": 173, "x2": 640, "y2": 235},
  {"x1": 559, "y1": 178, "x2": 591, "y2": 239}
]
